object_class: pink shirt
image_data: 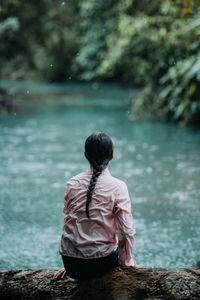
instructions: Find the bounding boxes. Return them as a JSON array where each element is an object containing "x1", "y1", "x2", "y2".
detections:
[{"x1": 59, "y1": 167, "x2": 136, "y2": 266}]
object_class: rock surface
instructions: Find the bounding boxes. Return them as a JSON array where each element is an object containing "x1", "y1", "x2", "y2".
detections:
[{"x1": 0, "y1": 267, "x2": 200, "y2": 300}]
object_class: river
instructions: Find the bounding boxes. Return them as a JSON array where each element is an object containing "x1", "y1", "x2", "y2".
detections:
[{"x1": 0, "y1": 81, "x2": 200, "y2": 270}]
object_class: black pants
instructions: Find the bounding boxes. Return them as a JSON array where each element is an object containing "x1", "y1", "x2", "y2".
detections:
[{"x1": 62, "y1": 250, "x2": 119, "y2": 280}]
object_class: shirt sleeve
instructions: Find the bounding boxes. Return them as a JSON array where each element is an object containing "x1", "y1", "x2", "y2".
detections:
[
  {"x1": 63, "y1": 182, "x2": 71, "y2": 214},
  {"x1": 113, "y1": 182, "x2": 136, "y2": 267}
]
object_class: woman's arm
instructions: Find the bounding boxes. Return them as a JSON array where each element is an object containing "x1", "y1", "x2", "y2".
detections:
[{"x1": 113, "y1": 182, "x2": 137, "y2": 267}]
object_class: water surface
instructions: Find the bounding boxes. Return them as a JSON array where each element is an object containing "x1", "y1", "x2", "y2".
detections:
[{"x1": 0, "y1": 82, "x2": 200, "y2": 269}]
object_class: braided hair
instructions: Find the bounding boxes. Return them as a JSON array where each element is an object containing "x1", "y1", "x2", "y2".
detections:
[{"x1": 85, "y1": 132, "x2": 113, "y2": 218}]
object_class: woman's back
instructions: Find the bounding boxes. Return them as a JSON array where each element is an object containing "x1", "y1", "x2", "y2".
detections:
[{"x1": 59, "y1": 167, "x2": 131, "y2": 259}]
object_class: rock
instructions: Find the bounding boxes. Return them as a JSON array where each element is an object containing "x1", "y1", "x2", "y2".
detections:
[
  {"x1": 196, "y1": 261, "x2": 200, "y2": 268},
  {"x1": 0, "y1": 87, "x2": 13, "y2": 114},
  {"x1": 0, "y1": 267, "x2": 200, "y2": 300}
]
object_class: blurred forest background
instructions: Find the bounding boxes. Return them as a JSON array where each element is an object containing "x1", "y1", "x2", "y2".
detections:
[{"x1": 0, "y1": 0, "x2": 200, "y2": 127}]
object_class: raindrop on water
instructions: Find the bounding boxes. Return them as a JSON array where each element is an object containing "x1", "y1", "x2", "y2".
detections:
[
  {"x1": 61, "y1": 1, "x2": 65, "y2": 5},
  {"x1": 27, "y1": 90, "x2": 30, "y2": 94},
  {"x1": 136, "y1": 154, "x2": 143, "y2": 160},
  {"x1": 50, "y1": 64, "x2": 53, "y2": 68},
  {"x1": 64, "y1": 171, "x2": 71, "y2": 178},
  {"x1": 146, "y1": 167, "x2": 153, "y2": 174},
  {"x1": 179, "y1": 194, "x2": 184, "y2": 200},
  {"x1": 164, "y1": 170, "x2": 169, "y2": 176},
  {"x1": 26, "y1": 136, "x2": 33, "y2": 142}
]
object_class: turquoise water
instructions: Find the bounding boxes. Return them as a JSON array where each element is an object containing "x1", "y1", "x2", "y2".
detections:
[{"x1": 0, "y1": 82, "x2": 200, "y2": 270}]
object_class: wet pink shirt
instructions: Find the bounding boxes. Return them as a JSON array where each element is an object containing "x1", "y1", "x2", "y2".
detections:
[{"x1": 59, "y1": 167, "x2": 136, "y2": 266}]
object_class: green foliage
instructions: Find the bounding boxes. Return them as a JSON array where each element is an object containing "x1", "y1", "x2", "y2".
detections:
[
  {"x1": 74, "y1": 0, "x2": 200, "y2": 126},
  {"x1": 131, "y1": 9, "x2": 200, "y2": 126},
  {"x1": 0, "y1": 0, "x2": 200, "y2": 125},
  {"x1": 0, "y1": 0, "x2": 79, "y2": 81},
  {"x1": 75, "y1": 0, "x2": 116, "y2": 80},
  {"x1": 75, "y1": 0, "x2": 181, "y2": 83}
]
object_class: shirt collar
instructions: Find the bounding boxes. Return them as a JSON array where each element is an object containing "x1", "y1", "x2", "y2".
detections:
[{"x1": 87, "y1": 166, "x2": 110, "y2": 176}]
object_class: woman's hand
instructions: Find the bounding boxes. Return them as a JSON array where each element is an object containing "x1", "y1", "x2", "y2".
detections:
[
  {"x1": 54, "y1": 268, "x2": 66, "y2": 279},
  {"x1": 132, "y1": 257, "x2": 138, "y2": 268}
]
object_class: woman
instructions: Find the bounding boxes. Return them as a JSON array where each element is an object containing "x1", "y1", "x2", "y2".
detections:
[{"x1": 55, "y1": 132, "x2": 137, "y2": 280}]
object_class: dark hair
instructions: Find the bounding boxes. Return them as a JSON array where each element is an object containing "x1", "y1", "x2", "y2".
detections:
[{"x1": 85, "y1": 132, "x2": 113, "y2": 218}]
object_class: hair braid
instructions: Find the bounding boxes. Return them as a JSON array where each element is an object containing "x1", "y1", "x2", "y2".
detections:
[
  {"x1": 84, "y1": 132, "x2": 114, "y2": 219},
  {"x1": 86, "y1": 159, "x2": 109, "y2": 218}
]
